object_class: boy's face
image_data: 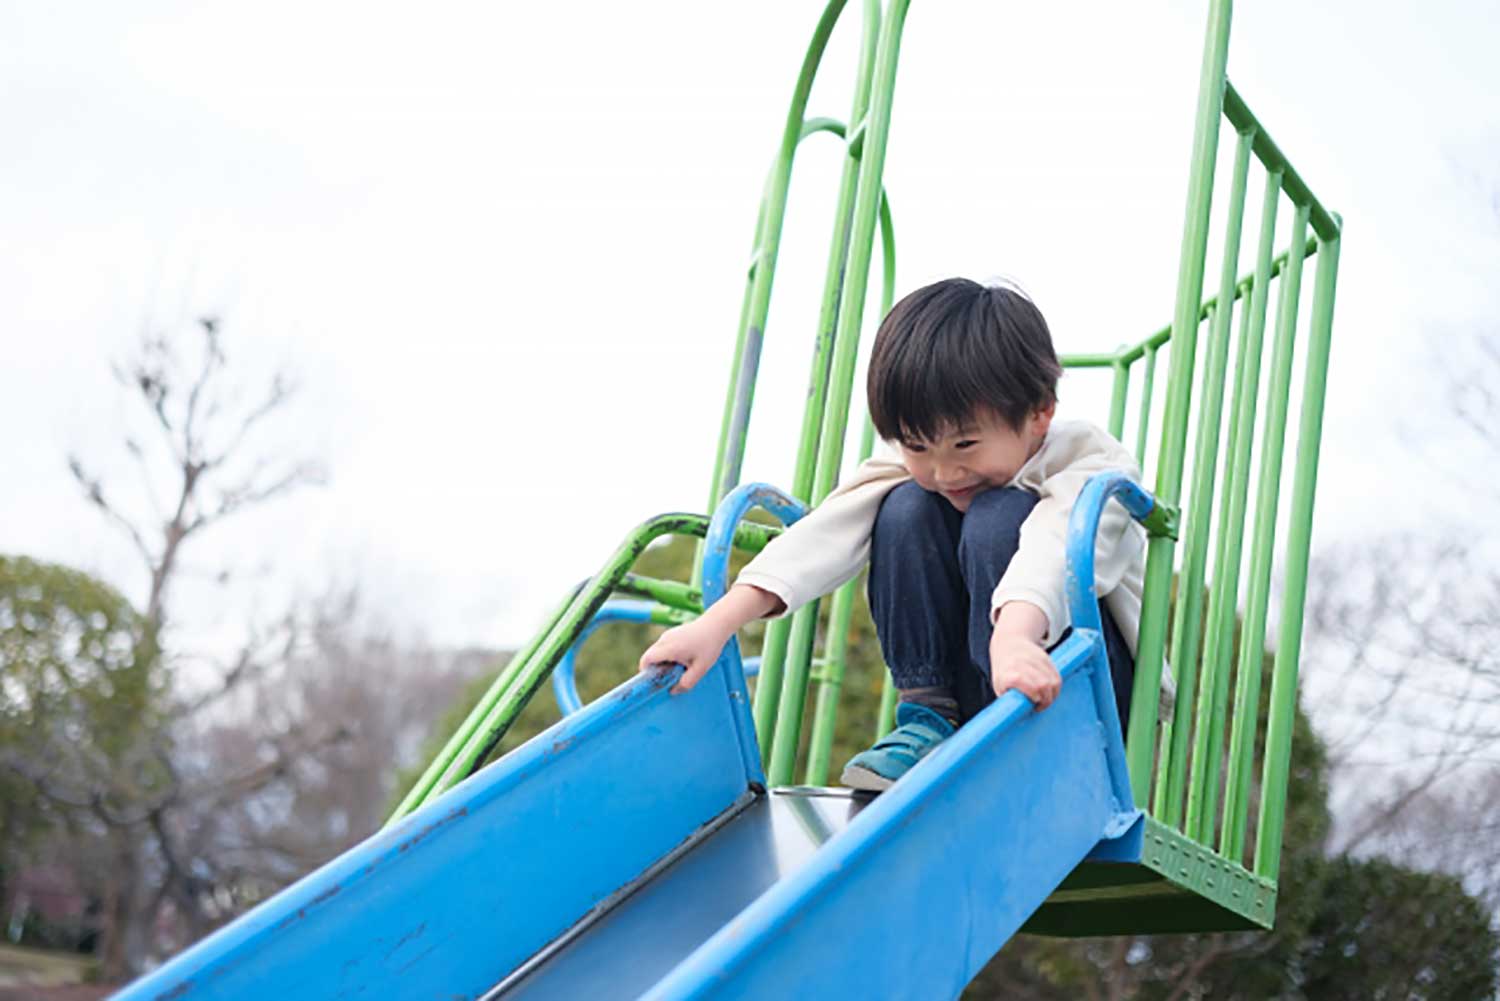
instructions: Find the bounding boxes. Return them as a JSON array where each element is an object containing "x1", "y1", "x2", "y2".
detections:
[{"x1": 897, "y1": 404, "x2": 1055, "y2": 512}]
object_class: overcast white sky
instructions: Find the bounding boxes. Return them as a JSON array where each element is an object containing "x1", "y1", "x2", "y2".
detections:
[{"x1": 3, "y1": 1, "x2": 1497, "y2": 661}]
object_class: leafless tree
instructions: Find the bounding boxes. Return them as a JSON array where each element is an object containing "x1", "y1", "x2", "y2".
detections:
[
  {"x1": 14, "y1": 315, "x2": 333, "y2": 975},
  {"x1": 1297, "y1": 168, "x2": 1500, "y2": 916}
]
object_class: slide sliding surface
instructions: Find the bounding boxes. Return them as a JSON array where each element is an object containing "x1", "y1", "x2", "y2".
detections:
[{"x1": 489, "y1": 788, "x2": 868, "y2": 1000}]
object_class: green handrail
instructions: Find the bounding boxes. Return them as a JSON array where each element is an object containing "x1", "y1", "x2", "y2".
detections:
[
  {"x1": 766, "y1": 0, "x2": 913, "y2": 789},
  {"x1": 387, "y1": 515, "x2": 777, "y2": 824}
]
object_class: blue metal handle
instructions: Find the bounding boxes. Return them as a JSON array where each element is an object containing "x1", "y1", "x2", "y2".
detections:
[
  {"x1": 701, "y1": 483, "x2": 808, "y2": 606},
  {"x1": 1064, "y1": 471, "x2": 1157, "y2": 636},
  {"x1": 1063, "y1": 470, "x2": 1156, "y2": 823},
  {"x1": 553, "y1": 608, "x2": 766, "y2": 717},
  {"x1": 552, "y1": 600, "x2": 661, "y2": 716},
  {"x1": 697, "y1": 483, "x2": 808, "y2": 785}
]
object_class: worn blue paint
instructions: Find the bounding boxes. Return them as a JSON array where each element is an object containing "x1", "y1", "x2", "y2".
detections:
[
  {"x1": 552, "y1": 600, "x2": 659, "y2": 715},
  {"x1": 113, "y1": 662, "x2": 758, "y2": 1001}
]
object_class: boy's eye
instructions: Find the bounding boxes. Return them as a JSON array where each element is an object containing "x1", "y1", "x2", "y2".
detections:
[
  {"x1": 904, "y1": 443, "x2": 927, "y2": 454},
  {"x1": 955, "y1": 439, "x2": 978, "y2": 449}
]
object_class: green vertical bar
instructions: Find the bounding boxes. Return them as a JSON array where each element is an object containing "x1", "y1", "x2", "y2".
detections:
[
  {"x1": 768, "y1": 0, "x2": 912, "y2": 788},
  {"x1": 1134, "y1": 345, "x2": 1158, "y2": 466},
  {"x1": 804, "y1": 603, "x2": 852, "y2": 784},
  {"x1": 706, "y1": 0, "x2": 852, "y2": 515},
  {"x1": 1108, "y1": 360, "x2": 1130, "y2": 440},
  {"x1": 787, "y1": 0, "x2": 882, "y2": 509},
  {"x1": 706, "y1": 199, "x2": 769, "y2": 518},
  {"x1": 751, "y1": 617, "x2": 794, "y2": 762},
  {"x1": 806, "y1": 193, "x2": 894, "y2": 784},
  {"x1": 1256, "y1": 230, "x2": 1340, "y2": 879},
  {"x1": 750, "y1": 183, "x2": 893, "y2": 761},
  {"x1": 1199, "y1": 171, "x2": 1282, "y2": 847},
  {"x1": 876, "y1": 672, "x2": 897, "y2": 737},
  {"x1": 744, "y1": 0, "x2": 861, "y2": 748},
  {"x1": 804, "y1": 419, "x2": 878, "y2": 785},
  {"x1": 1159, "y1": 128, "x2": 1254, "y2": 830},
  {"x1": 1124, "y1": 0, "x2": 1233, "y2": 808},
  {"x1": 1187, "y1": 282, "x2": 1255, "y2": 843},
  {"x1": 1221, "y1": 201, "x2": 1310, "y2": 863}
]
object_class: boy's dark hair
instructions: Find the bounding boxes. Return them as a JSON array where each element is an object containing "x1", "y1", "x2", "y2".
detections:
[{"x1": 866, "y1": 278, "x2": 1062, "y2": 443}]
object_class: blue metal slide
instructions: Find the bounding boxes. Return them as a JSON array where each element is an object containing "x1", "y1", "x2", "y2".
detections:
[{"x1": 115, "y1": 475, "x2": 1153, "y2": 1000}]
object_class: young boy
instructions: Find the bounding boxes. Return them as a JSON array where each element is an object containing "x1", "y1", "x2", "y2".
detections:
[{"x1": 639, "y1": 278, "x2": 1146, "y2": 791}]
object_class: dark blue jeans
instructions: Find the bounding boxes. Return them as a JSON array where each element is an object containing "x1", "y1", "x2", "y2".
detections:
[{"x1": 867, "y1": 481, "x2": 1135, "y2": 729}]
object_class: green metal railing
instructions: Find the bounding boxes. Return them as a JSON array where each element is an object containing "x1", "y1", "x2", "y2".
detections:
[
  {"x1": 394, "y1": 1, "x2": 1343, "y2": 909},
  {"x1": 387, "y1": 515, "x2": 777, "y2": 823},
  {"x1": 1060, "y1": 70, "x2": 1341, "y2": 888}
]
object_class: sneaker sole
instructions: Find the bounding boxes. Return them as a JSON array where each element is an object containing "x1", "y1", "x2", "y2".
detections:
[{"x1": 840, "y1": 763, "x2": 894, "y2": 792}]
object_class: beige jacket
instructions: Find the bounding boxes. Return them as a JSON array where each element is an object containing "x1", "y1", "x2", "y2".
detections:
[{"x1": 738, "y1": 420, "x2": 1148, "y2": 658}]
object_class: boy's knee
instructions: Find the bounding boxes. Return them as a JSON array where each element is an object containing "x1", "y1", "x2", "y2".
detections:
[
  {"x1": 875, "y1": 480, "x2": 952, "y2": 536},
  {"x1": 958, "y1": 487, "x2": 1038, "y2": 553},
  {"x1": 965, "y1": 486, "x2": 1038, "y2": 524}
]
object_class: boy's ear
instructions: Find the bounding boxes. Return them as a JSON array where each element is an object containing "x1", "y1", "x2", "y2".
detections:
[{"x1": 1031, "y1": 400, "x2": 1057, "y2": 435}]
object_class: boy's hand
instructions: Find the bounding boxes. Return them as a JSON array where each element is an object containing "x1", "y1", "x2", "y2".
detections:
[
  {"x1": 988, "y1": 601, "x2": 1060, "y2": 710},
  {"x1": 988, "y1": 632, "x2": 1061, "y2": 709},
  {"x1": 637, "y1": 584, "x2": 783, "y2": 695},
  {"x1": 638, "y1": 618, "x2": 733, "y2": 695}
]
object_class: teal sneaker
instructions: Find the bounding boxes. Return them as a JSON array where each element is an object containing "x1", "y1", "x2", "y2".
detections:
[{"x1": 840, "y1": 702, "x2": 957, "y2": 792}]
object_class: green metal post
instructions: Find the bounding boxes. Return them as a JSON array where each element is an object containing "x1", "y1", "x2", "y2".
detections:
[
  {"x1": 748, "y1": 176, "x2": 897, "y2": 759},
  {"x1": 1108, "y1": 360, "x2": 1131, "y2": 440},
  {"x1": 746, "y1": 0, "x2": 872, "y2": 750},
  {"x1": 1222, "y1": 202, "x2": 1310, "y2": 862},
  {"x1": 768, "y1": 0, "x2": 912, "y2": 788},
  {"x1": 1186, "y1": 289, "x2": 1255, "y2": 844},
  {"x1": 1256, "y1": 229, "x2": 1340, "y2": 880},
  {"x1": 1124, "y1": 0, "x2": 1233, "y2": 809},
  {"x1": 706, "y1": 0, "x2": 852, "y2": 516},
  {"x1": 805, "y1": 194, "x2": 895, "y2": 784},
  {"x1": 1159, "y1": 127, "x2": 1254, "y2": 828},
  {"x1": 787, "y1": 0, "x2": 881, "y2": 510},
  {"x1": 876, "y1": 672, "x2": 898, "y2": 737},
  {"x1": 1209, "y1": 171, "x2": 1283, "y2": 851},
  {"x1": 805, "y1": 417, "x2": 877, "y2": 785},
  {"x1": 1134, "y1": 345, "x2": 1158, "y2": 466}
]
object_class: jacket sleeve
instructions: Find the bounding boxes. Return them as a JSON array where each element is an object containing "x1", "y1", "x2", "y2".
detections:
[
  {"x1": 990, "y1": 434, "x2": 1146, "y2": 646},
  {"x1": 734, "y1": 456, "x2": 910, "y2": 617}
]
